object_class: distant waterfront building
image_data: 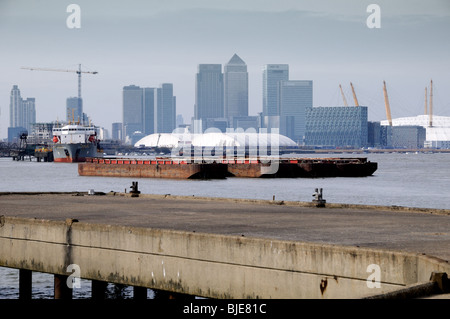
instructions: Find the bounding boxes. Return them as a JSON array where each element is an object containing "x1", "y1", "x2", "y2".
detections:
[
  {"x1": 262, "y1": 64, "x2": 289, "y2": 130},
  {"x1": 224, "y1": 54, "x2": 248, "y2": 125},
  {"x1": 391, "y1": 126, "x2": 426, "y2": 149},
  {"x1": 7, "y1": 126, "x2": 27, "y2": 143},
  {"x1": 381, "y1": 114, "x2": 450, "y2": 149},
  {"x1": 112, "y1": 122, "x2": 123, "y2": 141},
  {"x1": 66, "y1": 97, "x2": 83, "y2": 124},
  {"x1": 231, "y1": 116, "x2": 259, "y2": 131},
  {"x1": 195, "y1": 64, "x2": 224, "y2": 130},
  {"x1": 28, "y1": 122, "x2": 56, "y2": 144},
  {"x1": 368, "y1": 121, "x2": 382, "y2": 148},
  {"x1": 305, "y1": 106, "x2": 368, "y2": 148},
  {"x1": 205, "y1": 118, "x2": 228, "y2": 133},
  {"x1": 278, "y1": 80, "x2": 313, "y2": 143},
  {"x1": 176, "y1": 114, "x2": 184, "y2": 127},
  {"x1": 9, "y1": 85, "x2": 36, "y2": 133}
]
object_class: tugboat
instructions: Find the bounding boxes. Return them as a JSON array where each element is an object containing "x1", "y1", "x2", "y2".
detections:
[{"x1": 52, "y1": 124, "x2": 102, "y2": 162}]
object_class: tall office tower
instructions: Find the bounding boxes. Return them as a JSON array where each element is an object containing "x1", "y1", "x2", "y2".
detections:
[
  {"x1": 194, "y1": 64, "x2": 224, "y2": 130},
  {"x1": 9, "y1": 85, "x2": 21, "y2": 128},
  {"x1": 21, "y1": 98, "x2": 36, "y2": 133},
  {"x1": 9, "y1": 85, "x2": 36, "y2": 133},
  {"x1": 262, "y1": 64, "x2": 289, "y2": 117},
  {"x1": 122, "y1": 85, "x2": 143, "y2": 141},
  {"x1": 66, "y1": 97, "x2": 83, "y2": 124},
  {"x1": 224, "y1": 54, "x2": 248, "y2": 123},
  {"x1": 142, "y1": 87, "x2": 156, "y2": 135},
  {"x1": 278, "y1": 80, "x2": 313, "y2": 143},
  {"x1": 156, "y1": 83, "x2": 176, "y2": 133}
]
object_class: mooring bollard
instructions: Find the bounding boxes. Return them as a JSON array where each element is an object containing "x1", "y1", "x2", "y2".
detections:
[
  {"x1": 130, "y1": 181, "x2": 141, "y2": 197},
  {"x1": 312, "y1": 188, "x2": 326, "y2": 207}
]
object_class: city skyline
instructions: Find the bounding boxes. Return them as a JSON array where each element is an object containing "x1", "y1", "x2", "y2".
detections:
[
  {"x1": 1, "y1": 0, "x2": 449, "y2": 139},
  {"x1": 122, "y1": 83, "x2": 176, "y2": 143}
]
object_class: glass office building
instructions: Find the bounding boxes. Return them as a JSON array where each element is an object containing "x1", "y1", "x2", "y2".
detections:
[
  {"x1": 224, "y1": 54, "x2": 248, "y2": 122},
  {"x1": 278, "y1": 80, "x2": 312, "y2": 143},
  {"x1": 305, "y1": 106, "x2": 368, "y2": 148}
]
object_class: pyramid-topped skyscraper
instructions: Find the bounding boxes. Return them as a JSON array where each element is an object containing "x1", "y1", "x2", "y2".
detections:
[{"x1": 224, "y1": 54, "x2": 248, "y2": 121}]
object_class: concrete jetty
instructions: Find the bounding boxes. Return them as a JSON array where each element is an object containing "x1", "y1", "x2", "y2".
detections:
[{"x1": 0, "y1": 192, "x2": 449, "y2": 299}]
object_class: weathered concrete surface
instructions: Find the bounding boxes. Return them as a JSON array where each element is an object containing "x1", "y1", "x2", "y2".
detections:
[{"x1": 0, "y1": 193, "x2": 450, "y2": 299}]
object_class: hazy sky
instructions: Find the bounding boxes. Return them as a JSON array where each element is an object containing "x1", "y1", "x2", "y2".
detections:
[{"x1": 1, "y1": 0, "x2": 449, "y2": 138}]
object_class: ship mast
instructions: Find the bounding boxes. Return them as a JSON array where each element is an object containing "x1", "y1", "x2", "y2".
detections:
[
  {"x1": 429, "y1": 79, "x2": 433, "y2": 127},
  {"x1": 424, "y1": 87, "x2": 427, "y2": 116}
]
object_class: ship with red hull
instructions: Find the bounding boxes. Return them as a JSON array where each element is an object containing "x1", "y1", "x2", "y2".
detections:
[{"x1": 52, "y1": 124, "x2": 102, "y2": 163}]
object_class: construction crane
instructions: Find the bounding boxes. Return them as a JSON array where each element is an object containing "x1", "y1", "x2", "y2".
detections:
[
  {"x1": 21, "y1": 64, "x2": 98, "y2": 124},
  {"x1": 350, "y1": 82, "x2": 359, "y2": 106},
  {"x1": 383, "y1": 81, "x2": 393, "y2": 126},
  {"x1": 339, "y1": 84, "x2": 348, "y2": 106}
]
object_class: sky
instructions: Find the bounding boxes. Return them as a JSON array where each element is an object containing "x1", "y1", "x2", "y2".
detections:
[{"x1": 1, "y1": 0, "x2": 449, "y2": 139}]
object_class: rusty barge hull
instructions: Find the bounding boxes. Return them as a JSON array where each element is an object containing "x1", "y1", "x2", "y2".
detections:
[
  {"x1": 78, "y1": 159, "x2": 228, "y2": 179},
  {"x1": 78, "y1": 157, "x2": 377, "y2": 179},
  {"x1": 227, "y1": 158, "x2": 378, "y2": 178}
]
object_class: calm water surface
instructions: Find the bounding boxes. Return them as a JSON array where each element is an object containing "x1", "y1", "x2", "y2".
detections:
[{"x1": 1, "y1": 152, "x2": 449, "y2": 298}]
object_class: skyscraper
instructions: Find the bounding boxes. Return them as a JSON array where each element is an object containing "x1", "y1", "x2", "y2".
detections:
[
  {"x1": 156, "y1": 83, "x2": 176, "y2": 133},
  {"x1": 143, "y1": 87, "x2": 156, "y2": 135},
  {"x1": 122, "y1": 85, "x2": 144, "y2": 141},
  {"x1": 9, "y1": 85, "x2": 36, "y2": 133},
  {"x1": 262, "y1": 64, "x2": 289, "y2": 118},
  {"x1": 278, "y1": 80, "x2": 313, "y2": 142},
  {"x1": 122, "y1": 83, "x2": 176, "y2": 142},
  {"x1": 66, "y1": 97, "x2": 83, "y2": 124},
  {"x1": 195, "y1": 64, "x2": 224, "y2": 130},
  {"x1": 9, "y1": 85, "x2": 21, "y2": 128},
  {"x1": 224, "y1": 54, "x2": 248, "y2": 122}
]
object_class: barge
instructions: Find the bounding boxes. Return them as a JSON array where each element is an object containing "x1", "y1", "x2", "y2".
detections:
[{"x1": 78, "y1": 157, "x2": 377, "y2": 179}]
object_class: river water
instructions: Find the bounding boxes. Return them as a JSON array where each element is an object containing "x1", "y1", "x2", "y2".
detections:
[{"x1": 1, "y1": 152, "x2": 449, "y2": 298}]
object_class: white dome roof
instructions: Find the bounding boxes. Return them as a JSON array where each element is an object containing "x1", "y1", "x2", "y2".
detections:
[
  {"x1": 134, "y1": 133, "x2": 181, "y2": 148},
  {"x1": 225, "y1": 132, "x2": 297, "y2": 147},
  {"x1": 192, "y1": 133, "x2": 239, "y2": 147},
  {"x1": 135, "y1": 132, "x2": 297, "y2": 148}
]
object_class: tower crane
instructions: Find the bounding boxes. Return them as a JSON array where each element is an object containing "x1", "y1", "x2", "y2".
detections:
[
  {"x1": 383, "y1": 81, "x2": 393, "y2": 126},
  {"x1": 21, "y1": 64, "x2": 98, "y2": 124},
  {"x1": 350, "y1": 82, "x2": 359, "y2": 107},
  {"x1": 339, "y1": 84, "x2": 348, "y2": 106}
]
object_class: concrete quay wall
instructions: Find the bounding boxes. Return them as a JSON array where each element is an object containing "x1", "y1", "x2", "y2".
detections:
[{"x1": 1, "y1": 215, "x2": 449, "y2": 299}]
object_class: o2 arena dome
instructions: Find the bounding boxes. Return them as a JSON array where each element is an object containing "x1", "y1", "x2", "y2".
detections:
[
  {"x1": 134, "y1": 132, "x2": 297, "y2": 148},
  {"x1": 134, "y1": 133, "x2": 183, "y2": 148}
]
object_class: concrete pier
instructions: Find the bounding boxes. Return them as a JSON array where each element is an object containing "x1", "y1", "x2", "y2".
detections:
[{"x1": 0, "y1": 192, "x2": 449, "y2": 299}]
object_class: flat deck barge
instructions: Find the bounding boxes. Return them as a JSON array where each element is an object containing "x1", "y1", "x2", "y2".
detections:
[{"x1": 78, "y1": 157, "x2": 377, "y2": 179}]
